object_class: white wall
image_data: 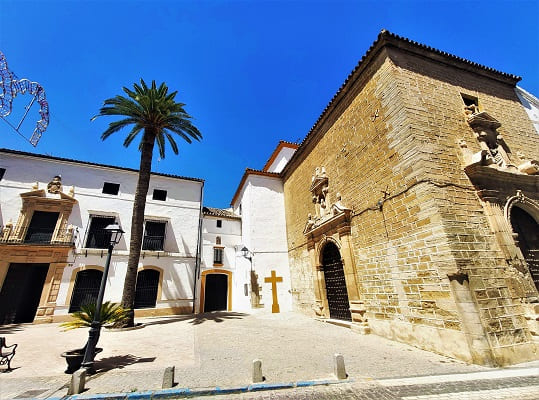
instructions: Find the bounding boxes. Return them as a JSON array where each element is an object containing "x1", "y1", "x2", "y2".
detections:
[
  {"x1": 0, "y1": 151, "x2": 203, "y2": 315},
  {"x1": 266, "y1": 146, "x2": 297, "y2": 173},
  {"x1": 232, "y1": 173, "x2": 292, "y2": 312},
  {"x1": 516, "y1": 86, "x2": 539, "y2": 134},
  {"x1": 199, "y1": 215, "x2": 252, "y2": 312}
]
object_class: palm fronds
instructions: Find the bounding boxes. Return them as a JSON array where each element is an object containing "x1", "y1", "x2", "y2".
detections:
[{"x1": 60, "y1": 301, "x2": 129, "y2": 331}]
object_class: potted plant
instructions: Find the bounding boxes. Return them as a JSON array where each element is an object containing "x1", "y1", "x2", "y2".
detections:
[{"x1": 60, "y1": 302, "x2": 128, "y2": 373}]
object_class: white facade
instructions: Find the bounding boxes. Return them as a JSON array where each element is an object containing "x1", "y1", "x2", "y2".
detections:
[
  {"x1": 516, "y1": 86, "x2": 539, "y2": 134},
  {"x1": 198, "y1": 209, "x2": 251, "y2": 312},
  {"x1": 265, "y1": 146, "x2": 297, "y2": 173},
  {"x1": 0, "y1": 149, "x2": 203, "y2": 323},
  {"x1": 0, "y1": 139, "x2": 298, "y2": 323},
  {"x1": 230, "y1": 142, "x2": 298, "y2": 313}
]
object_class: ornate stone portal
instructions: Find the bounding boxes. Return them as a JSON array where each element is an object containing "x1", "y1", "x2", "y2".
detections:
[
  {"x1": 303, "y1": 167, "x2": 369, "y2": 333},
  {"x1": 0, "y1": 177, "x2": 77, "y2": 323}
]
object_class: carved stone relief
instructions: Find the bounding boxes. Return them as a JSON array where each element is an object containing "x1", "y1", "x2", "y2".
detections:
[
  {"x1": 461, "y1": 108, "x2": 538, "y2": 175},
  {"x1": 304, "y1": 167, "x2": 351, "y2": 235}
]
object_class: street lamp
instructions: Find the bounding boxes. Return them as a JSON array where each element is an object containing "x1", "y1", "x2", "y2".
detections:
[
  {"x1": 241, "y1": 246, "x2": 259, "y2": 307},
  {"x1": 241, "y1": 246, "x2": 252, "y2": 261},
  {"x1": 81, "y1": 223, "x2": 124, "y2": 373}
]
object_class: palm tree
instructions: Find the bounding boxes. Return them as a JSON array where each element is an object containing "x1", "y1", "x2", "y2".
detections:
[{"x1": 92, "y1": 79, "x2": 202, "y2": 327}]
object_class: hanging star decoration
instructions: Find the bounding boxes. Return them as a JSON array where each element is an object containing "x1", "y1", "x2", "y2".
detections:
[{"x1": 0, "y1": 51, "x2": 49, "y2": 146}]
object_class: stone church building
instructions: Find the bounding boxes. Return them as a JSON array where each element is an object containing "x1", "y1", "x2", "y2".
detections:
[{"x1": 275, "y1": 30, "x2": 539, "y2": 366}]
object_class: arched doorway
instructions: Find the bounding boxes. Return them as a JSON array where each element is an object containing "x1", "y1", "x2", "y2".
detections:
[
  {"x1": 69, "y1": 269, "x2": 103, "y2": 312},
  {"x1": 204, "y1": 273, "x2": 228, "y2": 312},
  {"x1": 510, "y1": 206, "x2": 539, "y2": 291},
  {"x1": 134, "y1": 269, "x2": 160, "y2": 309},
  {"x1": 322, "y1": 242, "x2": 351, "y2": 321}
]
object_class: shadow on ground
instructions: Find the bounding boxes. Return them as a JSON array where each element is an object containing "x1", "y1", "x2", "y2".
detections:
[
  {"x1": 94, "y1": 354, "x2": 156, "y2": 373},
  {"x1": 143, "y1": 312, "x2": 248, "y2": 327},
  {"x1": 0, "y1": 324, "x2": 25, "y2": 334}
]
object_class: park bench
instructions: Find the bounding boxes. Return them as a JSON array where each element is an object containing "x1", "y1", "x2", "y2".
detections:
[{"x1": 0, "y1": 337, "x2": 17, "y2": 371}]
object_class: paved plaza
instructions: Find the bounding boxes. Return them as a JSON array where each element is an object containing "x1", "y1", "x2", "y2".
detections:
[{"x1": 0, "y1": 311, "x2": 537, "y2": 399}]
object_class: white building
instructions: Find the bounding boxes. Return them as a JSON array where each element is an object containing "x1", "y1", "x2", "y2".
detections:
[
  {"x1": 0, "y1": 148, "x2": 203, "y2": 324},
  {"x1": 516, "y1": 86, "x2": 539, "y2": 134},
  {"x1": 197, "y1": 207, "x2": 251, "y2": 312},
  {"x1": 229, "y1": 141, "x2": 298, "y2": 314},
  {"x1": 0, "y1": 140, "x2": 300, "y2": 325}
]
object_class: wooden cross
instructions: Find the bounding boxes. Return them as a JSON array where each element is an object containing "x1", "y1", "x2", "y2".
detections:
[{"x1": 264, "y1": 270, "x2": 283, "y2": 313}]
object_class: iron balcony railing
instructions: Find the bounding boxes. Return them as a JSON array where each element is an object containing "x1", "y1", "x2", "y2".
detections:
[
  {"x1": 84, "y1": 228, "x2": 114, "y2": 249},
  {"x1": 0, "y1": 225, "x2": 77, "y2": 246},
  {"x1": 142, "y1": 235, "x2": 165, "y2": 251}
]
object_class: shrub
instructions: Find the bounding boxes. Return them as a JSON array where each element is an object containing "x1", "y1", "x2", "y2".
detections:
[{"x1": 61, "y1": 302, "x2": 129, "y2": 330}]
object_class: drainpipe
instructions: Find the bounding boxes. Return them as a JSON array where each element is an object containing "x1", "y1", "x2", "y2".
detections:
[{"x1": 192, "y1": 181, "x2": 204, "y2": 314}]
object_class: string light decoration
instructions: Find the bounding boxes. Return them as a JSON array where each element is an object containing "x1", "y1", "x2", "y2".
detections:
[{"x1": 0, "y1": 51, "x2": 49, "y2": 146}]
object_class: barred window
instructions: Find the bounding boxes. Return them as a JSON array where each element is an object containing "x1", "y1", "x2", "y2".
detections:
[{"x1": 213, "y1": 247, "x2": 223, "y2": 265}]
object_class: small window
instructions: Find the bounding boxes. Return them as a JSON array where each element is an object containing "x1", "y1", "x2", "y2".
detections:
[
  {"x1": 85, "y1": 216, "x2": 116, "y2": 248},
  {"x1": 0, "y1": 168, "x2": 5, "y2": 181},
  {"x1": 461, "y1": 94, "x2": 479, "y2": 114},
  {"x1": 216, "y1": 220, "x2": 222, "y2": 228},
  {"x1": 216, "y1": 236, "x2": 221, "y2": 245},
  {"x1": 152, "y1": 189, "x2": 167, "y2": 201},
  {"x1": 213, "y1": 247, "x2": 223, "y2": 265},
  {"x1": 142, "y1": 221, "x2": 166, "y2": 251},
  {"x1": 102, "y1": 182, "x2": 120, "y2": 195}
]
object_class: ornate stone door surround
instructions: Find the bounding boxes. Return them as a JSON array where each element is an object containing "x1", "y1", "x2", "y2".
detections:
[
  {"x1": 303, "y1": 167, "x2": 369, "y2": 333},
  {"x1": 0, "y1": 177, "x2": 77, "y2": 323}
]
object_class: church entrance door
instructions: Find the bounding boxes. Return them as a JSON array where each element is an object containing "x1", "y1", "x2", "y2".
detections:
[
  {"x1": 322, "y1": 242, "x2": 351, "y2": 321},
  {"x1": 0, "y1": 263, "x2": 49, "y2": 325},
  {"x1": 510, "y1": 206, "x2": 539, "y2": 291},
  {"x1": 204, "y1": 274, "x2": 228, "y2": 312}
]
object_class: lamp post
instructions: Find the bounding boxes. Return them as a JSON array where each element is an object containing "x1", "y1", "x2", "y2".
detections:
[
  {"x1": 81, "y1": 223, "x2": 124, "y2": 373},
  {"x1": 241, "y1": 246, "x2": 258, "y2": 308}
]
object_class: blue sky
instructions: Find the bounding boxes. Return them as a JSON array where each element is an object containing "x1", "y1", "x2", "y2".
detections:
[{"x1": 1, "y1": 0, "x2": 538, "y2": 208}]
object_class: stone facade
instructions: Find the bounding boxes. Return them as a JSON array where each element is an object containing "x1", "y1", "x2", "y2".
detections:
[{"x1": 282, "y1": 31, "x2": 538, "y2": 366}]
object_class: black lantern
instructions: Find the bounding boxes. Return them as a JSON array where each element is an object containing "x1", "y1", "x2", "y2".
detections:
[
  {"x1": 241, "y1": 246, "x2": 251, "y2": 261},
  {"x1": 105, "y1": 223, "x2": 124, "y2": 245}
]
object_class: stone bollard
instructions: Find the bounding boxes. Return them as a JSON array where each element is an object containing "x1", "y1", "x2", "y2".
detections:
[
  {"x1": 333, "y1": 353, "x2": 347, "y2": 380},
  {"x1": 252, "y1": 359, "x2": 264, "y2": 383},
  {"x1": 162, "y1": 366, "x2": 175, "y2": 389},
  {"x1": 68, "y1": 368, "x2": 86, "y2": 395}
]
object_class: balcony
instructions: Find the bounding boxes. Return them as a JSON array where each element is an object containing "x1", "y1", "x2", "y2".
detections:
[
  {"x1": 84, "y1": 228, "x2": 114, "y2": 249},
  {"x1": 0, "y1": 224, "x2": 77, "y2": 246},
  {"x1": 142, "y1": 235, "x2": 165, "y2": 251}
]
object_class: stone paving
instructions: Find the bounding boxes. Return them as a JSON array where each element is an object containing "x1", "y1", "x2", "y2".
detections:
[{"x1": 0, "y1": 311, "x2": 537, "y2": 399}]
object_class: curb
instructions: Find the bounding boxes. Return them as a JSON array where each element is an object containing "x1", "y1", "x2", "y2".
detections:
[{"x1": 37, "y1": 378, "x2": 348, "y2": 400}]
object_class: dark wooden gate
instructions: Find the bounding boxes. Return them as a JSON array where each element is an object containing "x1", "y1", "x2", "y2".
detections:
[
  {"x1": 0, "y1": 263, "x2": 49, "y2": 324},
  {"x1": 204, "y1": 274, "x2": 228, "y2": 312},
  {"x1": 69, "y1": 269, "x2": 103, "y2": 312},
  {"x1": 322, "y1": 242, "x2": 351, "y2": 321},
  {"x1": 511, "y1": 206, "x2": 539, "y2": 291},
  {"x1": 134, "y1": 269, "x2": 160, "y2": 309}
]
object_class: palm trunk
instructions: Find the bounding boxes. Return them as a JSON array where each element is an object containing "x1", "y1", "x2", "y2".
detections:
[{"x1": 120, "y1": 131, "x2": 155, "y2": 327}]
